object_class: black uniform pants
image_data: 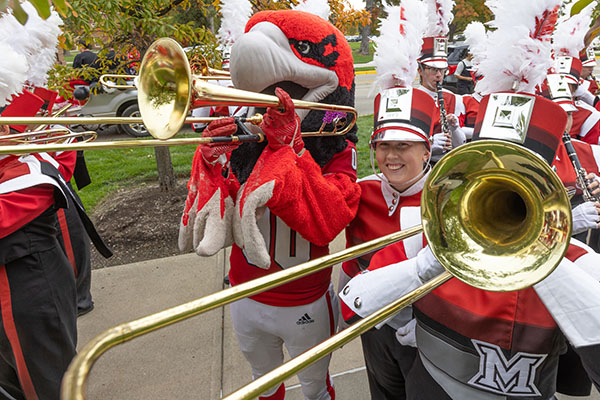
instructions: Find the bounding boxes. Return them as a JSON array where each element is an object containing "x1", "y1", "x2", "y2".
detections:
[
  {"x1": 360, "y1": 324, "x2": 417, "y2": 400},
  {"x1": 0, "y1": 248, "x2": 77, "y2": 400},
  {"x1": 55, "y1": 185, "x2": 93, "y2": 314}
]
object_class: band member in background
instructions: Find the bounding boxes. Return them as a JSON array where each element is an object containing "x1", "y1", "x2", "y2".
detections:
[
  {"x1": 453, "y1": 52, "x2": 474, "y2": 95},
  {"x1": 553, "y1": 7, "x2": 600, "y2": 145},
  {"x1": 418, "y1": 0, "x2": 467, "y2": 162},
  {"x1": 338, "y1": 3, "x2": 436, "y2": 398},
  {"x1": 179, "y1": 6, "x2": 360, "y2": 399},
  {"x1": 579, "y1": 47, "x2": 600, "y2": 102}
]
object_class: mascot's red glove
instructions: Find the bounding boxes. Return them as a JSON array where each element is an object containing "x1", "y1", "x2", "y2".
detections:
[
  {"x1": 199, "y1": 117, "x2": 240, "y2": 164},
  {"x1": 179, "y1": 132, "x2": 240, "y2": 256},
  {"x1": 260, "y1": 88, "x2": 304, "y2": 154}
]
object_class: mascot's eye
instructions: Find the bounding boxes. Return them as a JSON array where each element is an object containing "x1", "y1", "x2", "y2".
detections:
[{"x1": 296, "y1": 41, "x2": 311, "y2": 55}]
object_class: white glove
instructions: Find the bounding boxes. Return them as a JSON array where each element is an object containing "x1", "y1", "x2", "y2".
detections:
[
  {"x1": 416, "y1": 246, "x2": 444, "y2": 283},
  {"x1": 572, "y1": 202, "x2": 599, "y2": 235},
  {"x1": 395, "y1": 319, "x2": 417, "y2": 347},
  {"x1": 430, "y1": 132, "x2": 450, "y2": 156},
  {"x1": 338, "y1": 246, "x2": 443, "y2": 324},
  {"x1": 574, "y1": 84, "x2": 596, "y2": 106},
  {"x1": 447, "y1": 114, "x2": 467, "y2": 148}
]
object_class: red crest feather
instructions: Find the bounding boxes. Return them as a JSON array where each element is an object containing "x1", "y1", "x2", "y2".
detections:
[{"x1": 531, "y1": 6, "x2": 559, "y2": 41}]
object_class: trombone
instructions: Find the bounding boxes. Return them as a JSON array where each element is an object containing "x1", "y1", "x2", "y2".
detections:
[
  {"x1": 61, "y1": 140, "x2": 572, "y2": 400},
  {"x1": 1, "y1": 128, "x2": 97, "y2": 144},
  {"x1": 0, "y1": 37, "x2": 357, "y2": 154}
]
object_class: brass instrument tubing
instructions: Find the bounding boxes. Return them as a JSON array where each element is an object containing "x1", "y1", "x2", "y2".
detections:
[
  {"x1": 0, "y1": 117, "x2": 240, "y2": 125},
  {"x1": 224, "y1": 272, "x2": 452, "y2": 400},
  {"x1": 60, "y1": 225, "x2": 423, "y2": 400},
  {"x1": 0, "y1": 135, "x2": 264, "y2": 155}
]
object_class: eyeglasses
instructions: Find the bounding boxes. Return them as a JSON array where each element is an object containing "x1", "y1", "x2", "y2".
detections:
[{"x1": 423, "y1": 66, "x2": 447, "y2": 75}]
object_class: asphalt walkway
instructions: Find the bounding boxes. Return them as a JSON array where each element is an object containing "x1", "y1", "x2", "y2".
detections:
[
  {"x1": 77, "y1": 235, "x2": 370, "y2": 399},
  {"x1": 76, "y1": 232, "x2": 599, "y2": 399}
]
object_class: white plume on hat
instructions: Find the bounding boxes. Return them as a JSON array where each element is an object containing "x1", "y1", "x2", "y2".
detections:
[
  {"x1": 0, "y1": 43, "x2": 29, "y2": 106},
  {"x1": 0, "y1": 2, "x2": 63, "y2": 105},
  {"x1": 293, "y1": 0, "x2": 332, "y2": 21},
  {"x1": 424, "y1": 0, "x2": 455, "y2": 37},
  {"x1": 552, "y1": 1, "x2": 596, "y2": 57},
  {"x1": 21, "y1": 2, "x2": 63, "y2": 86},
  {"x1": 217, "y1": 0, "x2": 253, "y2": 47},
  {"x1": 475, "y1": 0, "x2": 561, "y2": 95},
  {"x1": 463, "y1": 21, "x2": 487, "y2": 67},
  {"x1": 372, "y1": 0, "x2": 427, "y2": 91}
]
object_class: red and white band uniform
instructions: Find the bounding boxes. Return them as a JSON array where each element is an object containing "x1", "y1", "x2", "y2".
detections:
[
  {"x1": 338, "y1": 172, "x2": 427, "y2": 399},
  {"x1": 461, "y1": 92, "x2": 482, "y2": 140},
  {"x1": 569, "y1": 100, "x2": 600, "y2": 145},
  {"x1": 340, "y1": 233, "x2": 600, "y2": 400}
]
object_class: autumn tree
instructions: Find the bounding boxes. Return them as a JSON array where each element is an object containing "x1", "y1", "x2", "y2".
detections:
[
  {"x1": 44, "y1": 0, "x2": 367, "y2": 192},
  {"x1": 50, "y1": 0, "x2": 221, "y2": 192},
  {"x1": 450, "y1": 0, "x2": 492, "y2": 40}
]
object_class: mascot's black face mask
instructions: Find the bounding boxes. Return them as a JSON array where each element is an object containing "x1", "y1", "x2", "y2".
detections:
[{"x1": 228, "y1": 10, "x2": 357, "y2": 184}]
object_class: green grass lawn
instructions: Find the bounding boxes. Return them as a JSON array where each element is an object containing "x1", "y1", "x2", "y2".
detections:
[
  {"x1": 77, "y1": 132, "x2": 198, "y2": 211},
  {"x1": 77, "y1": 117, "x2": 375, "y2": 212},
  {"x1": 349, "y1": 41, "x2": 374, "y2": 64}
]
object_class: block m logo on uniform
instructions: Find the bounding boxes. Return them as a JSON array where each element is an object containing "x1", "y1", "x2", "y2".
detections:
[{"x1": 468, "y1": 339, "x2": 547, "y2": 396}]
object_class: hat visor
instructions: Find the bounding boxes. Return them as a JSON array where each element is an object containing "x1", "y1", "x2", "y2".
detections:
[
  {"x1": 372, "y1": 129, "x2": 428, "y2": 143},
  {"x1": 421, "y1": 60, "x2": 448, "y2": 69},
  {"x1": 562, "y1": 74, "x2": 579, "y2": 85}
]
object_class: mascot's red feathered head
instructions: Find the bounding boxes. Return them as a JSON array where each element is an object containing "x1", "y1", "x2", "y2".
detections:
[{"x1": 228, "y1": 10, "x2": 357, "y2": 183}]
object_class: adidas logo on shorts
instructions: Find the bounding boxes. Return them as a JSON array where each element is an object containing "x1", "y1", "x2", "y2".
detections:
[{"x1": 296, "y1": 313, "x2": 315, "y2": 325}]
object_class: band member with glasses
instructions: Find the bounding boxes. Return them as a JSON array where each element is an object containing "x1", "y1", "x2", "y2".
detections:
[{"x1": 418, "y1": 0, "x2": 467, "y2": 162}]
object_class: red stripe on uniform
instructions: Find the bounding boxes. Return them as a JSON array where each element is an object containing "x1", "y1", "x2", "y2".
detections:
[
  {"x1": 326, "y1": 371, "x2": 336, "y2": 399},
  {"x1": 326, "y1": 291, "x2": 335, "y2": 336},
  {"x1": 56, "y1": 209, "x2": 77, "y2": 276},
  {"x1": 566, "y1": 243, "x2": 588, "y2": 262},
  {"x1": 0, "y1": 266, "x2": 39, "y2": 400},
  {"x1": 258, "y1": 382, "x2": 285, "y2": 400}
]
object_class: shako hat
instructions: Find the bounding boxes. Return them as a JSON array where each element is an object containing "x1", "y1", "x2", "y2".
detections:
[
  {"x1": 418, "y1": 0, "x2": 454, "y2": 69},
  {"x1": 372, "y1": 87, "x2": 436, "y2": 147}
]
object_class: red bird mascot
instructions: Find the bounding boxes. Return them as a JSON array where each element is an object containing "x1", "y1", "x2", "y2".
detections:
[{"x1": 179, "y1": 8, "x2": 360, "y2": 400}]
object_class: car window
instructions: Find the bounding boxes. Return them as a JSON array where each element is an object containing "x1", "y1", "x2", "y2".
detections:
[{"x1": 448, "y1": 46, "x2": 468, "y2": 63}]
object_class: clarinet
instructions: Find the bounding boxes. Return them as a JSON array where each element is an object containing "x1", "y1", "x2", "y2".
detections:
[
  {"x1": 562, "y1": 131, "x2": 600, "y2": 203},
  {"x1": 436, "y1": 82, "x2": 451, "y2": 152}
]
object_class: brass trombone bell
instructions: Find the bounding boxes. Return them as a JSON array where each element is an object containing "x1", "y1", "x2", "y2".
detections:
[{"x1": 60, "y1": 140, "x2": 571, "y2": 400}]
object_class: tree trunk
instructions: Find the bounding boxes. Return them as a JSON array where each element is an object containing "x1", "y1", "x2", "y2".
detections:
[
  {"x1": 358, "y1": 0, "x2": 374, "y2": 56},
  {"x1": 155, "y1": 147, "x2": 177, "y2": 192},
  {"x1": 358, "y1": 25, "x2": 371, "y2": 55}
]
